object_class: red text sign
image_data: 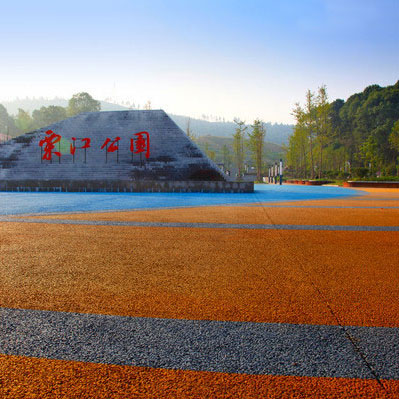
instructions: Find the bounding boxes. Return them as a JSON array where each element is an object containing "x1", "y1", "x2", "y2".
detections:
[
  {"x1": 130, "y1": 131, "x2": 150, "y2": 159},
  {"x1": 39, "y1": 131, "x2": 150, "y2": 161},
  {"x1": 39, "y1": 130, "x2": 61, "y2": 160}
]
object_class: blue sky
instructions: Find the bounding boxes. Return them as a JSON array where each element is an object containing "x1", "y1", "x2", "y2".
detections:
[{"x1": 0, "y1": 0, "x2": 398, "y2": 123}]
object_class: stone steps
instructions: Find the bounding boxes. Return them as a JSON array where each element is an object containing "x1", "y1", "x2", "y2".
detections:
[{"x1": 0, "y1": 110, "x2": 226, "y2": 182}]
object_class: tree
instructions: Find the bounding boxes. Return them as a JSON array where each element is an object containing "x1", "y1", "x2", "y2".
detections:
[
  {"x1": 0, "y1": 104, "x2": 18, "y2": 138},
  {"x1": 288, "y1": 89, "x2": 327, "y2": 179},
  {"x1": 304, "y1": 90, "x2": 316, "y2": 179},
  {"x1": 186, "y1": 118, "x2": 196, "y2": 141},
  {"x1": 289, "y1": 103, "x2": 309, "y2": 178},
  {"x1": 248, "y1": 119, "x2": 266, "y2": 181},
  {"x1": 67, "y1": 92, "x2": 101, "y2": 116},
  {"x1": 208, "y1": 149, "x2": 216, "y2": 161},
  {"x1": 14, "y1": 109, "x2": 35, "y2": 133},
  {"x1": 233, "y1": 119, "x2": 247, "y2": 178},
  {"x1": 389, "y1": 121, "x2": 399, "y2": 175},
  {"x1": 315, "y1": 85, "x2": 330, "y2": 178},
  {"x1": 203, "y1": 142, "x2": 215, "y2": 161},
  {"x1": 287, "y1": 121, "x2": 308, "y2": 178},
  {"x1": 144, "y1": 100, "x2": 152, "y2": 110},
  {"x1": 359, "y1": 134, "x2": 383, "y2": 174},
  {"x1": 222, "y1": 144, "x2": 232, "y2": 171},
  {"x1": 286, "y1": 81, "x2": 399, "y2": 179},
  {"x1": 32, "y1": 106, "x2": 67, "y2": 128}
]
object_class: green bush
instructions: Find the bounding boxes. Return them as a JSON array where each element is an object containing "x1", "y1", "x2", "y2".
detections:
[
  {"x1": 325, "y1": 170, "x2": 345, "y2": 179},
  {"x1": 352, "y1": 167, "x2": 369, "y2": 178},
  {"x1": 337, "y1": 171, "x2": 350, "y2": 179},
  {"x1": 383, "y1": 164, "x2": 397, "y2": 176},
  {"x1": 352, "y1": 175, "x2": 399, "y2": 181}
]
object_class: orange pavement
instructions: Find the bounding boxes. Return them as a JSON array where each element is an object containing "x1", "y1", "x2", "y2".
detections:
[
  {"x1": 31, "y1": 205, "x2": 399, "y2": 226},
  {"x1": 1, "y1": 355, "x2": 397, "y2": 399},
  {"x1": 1, "y1": 223, "x2": 399, "y2": 327}
]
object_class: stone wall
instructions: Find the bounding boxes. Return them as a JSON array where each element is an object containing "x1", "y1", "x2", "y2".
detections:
[
  {"x1": 0, "y1": 110, "x2": 227, "y2": 182},
  {"x1": 0, "y1": 179, "x2": 254, "y2": 193}
]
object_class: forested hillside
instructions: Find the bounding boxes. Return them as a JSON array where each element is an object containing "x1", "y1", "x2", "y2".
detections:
[
  {"x1": 169, "y1": 115, "x2": 292, "y2": 145},
  {"x1": 287, "y1": 81, "x2": 399, "y2": 178}
]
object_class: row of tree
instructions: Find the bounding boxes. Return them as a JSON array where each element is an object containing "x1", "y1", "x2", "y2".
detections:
[
  {"x1": 188, "y1": 118, "x2": 267, "y2": 181},
  {"x1": 286, "y1": 81, "x2": 399, "y2": 178},
  {"x1": 186, "y1": 119, "x2": 266, "y2": 181},
  {"x1": 232, "y1": 119, "x2": 267, "y2": 180},
  {"x1": 0, "y1": 92, "x2": 101, "y2": 138}
]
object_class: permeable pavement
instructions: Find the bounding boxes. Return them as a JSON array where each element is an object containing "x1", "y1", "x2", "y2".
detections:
[{"x1": 1, "y1": 185, "x2": 398, "y2": 398}]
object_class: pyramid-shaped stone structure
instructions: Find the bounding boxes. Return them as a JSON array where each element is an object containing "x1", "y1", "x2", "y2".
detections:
[{"x1": 0, "y1": 110, "x2": 226, "y2": 183}]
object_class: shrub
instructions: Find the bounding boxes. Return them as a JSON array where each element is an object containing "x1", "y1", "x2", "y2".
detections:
[
  {"x1": 337, "y1": 171, "x2": 350, "y2": 179},
  {"x1": 352, "y1": 167, "x2": 369, "y2": 178}
]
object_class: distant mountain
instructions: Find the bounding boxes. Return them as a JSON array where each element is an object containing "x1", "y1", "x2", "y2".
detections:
[
  {"x1": 1, "y1": 98, "x2": 293, "y2": 145},
  {"x1": 169, "y1": 114, "x2": 293, "y2": 145}
]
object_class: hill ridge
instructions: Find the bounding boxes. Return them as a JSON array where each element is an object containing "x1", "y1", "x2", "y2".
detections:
[{"x1": 1, "y1": 98, "x2": 293, "y2": 145}]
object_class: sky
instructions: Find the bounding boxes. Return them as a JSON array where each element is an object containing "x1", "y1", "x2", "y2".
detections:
[{"x1": 0, "y1": 0, "x2": 398, "y2": 124}]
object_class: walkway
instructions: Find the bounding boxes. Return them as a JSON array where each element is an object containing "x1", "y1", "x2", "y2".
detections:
[{"x1": 1, "y1": 185, "x2": 398, "y2": 397}]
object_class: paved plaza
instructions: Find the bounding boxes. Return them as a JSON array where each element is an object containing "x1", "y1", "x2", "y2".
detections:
[{"x1": 0, "y1": 185, "x2": 398, "y2": 398}]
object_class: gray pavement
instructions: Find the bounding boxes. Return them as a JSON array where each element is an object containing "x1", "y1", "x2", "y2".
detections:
[{"x1": 1, "y1": 307, "x2": 398, "y2": 379}]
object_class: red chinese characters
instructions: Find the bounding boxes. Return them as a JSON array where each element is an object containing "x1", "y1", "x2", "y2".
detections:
[
  {"x1": 38, "y1": 131, "x2": 150, "y2": 161},
  {"x1": 39, "y1": 130, "x2": 61, "y2": 160},
  {"x1": 101, "y1": 137, "x2": 121, "y2": 152},
  {"x1": 130, "y1": 131, "x2": 150, "y2": 159},
  {"x1": 70, "y1": 137, "x2": 91, "y2": 155}
]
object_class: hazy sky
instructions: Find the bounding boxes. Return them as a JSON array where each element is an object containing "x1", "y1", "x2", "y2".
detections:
[{"x1": 0, "y1": 0, "x2": 398, "y2": 123}]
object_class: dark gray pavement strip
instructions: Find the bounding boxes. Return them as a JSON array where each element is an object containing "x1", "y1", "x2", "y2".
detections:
[
  {"x1": 2, "y1": 307, "x2": 398, "y2": 379},
  {"x1": 346, "y1": 326, "x2": 399, "y2": 381},
  {"x1": 1, "y1": 217, "x2": 399, "y2": 231}
]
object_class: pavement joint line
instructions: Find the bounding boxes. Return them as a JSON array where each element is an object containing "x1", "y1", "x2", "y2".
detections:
[
  {"x1": 1, "y1": 307, "x2": 398, "y2": 380},
  {"x1": 253, "y1": 199, "x2": 388, "y2": 389},
  {"x1": 0, "y1": 217, "x2": 399, "y2": 231}
]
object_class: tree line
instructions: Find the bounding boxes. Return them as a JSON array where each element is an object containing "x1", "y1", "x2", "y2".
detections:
[
  {"x1": 0, "y1": 92, "x2": 100, "y2": 139},
  {"x1": 189, "y1": 118, "x2": 268, "y2": 181},
  {"x1": 232, "y1": 119, "x2": 267, "y2": 181},
  {"x1": 286, "y1": 81, "x2": 399, "y2": 179}
]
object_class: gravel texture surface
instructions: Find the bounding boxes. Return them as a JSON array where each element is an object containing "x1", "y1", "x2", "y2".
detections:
[
  {"x1": 0, "y1": 186, "x2": 398, "y2": 398},
  {"x1": 23, "y1": 204, "x2": 399, "y2": 227},
  {"x1": 1, "y1": 224, "x2": 398, "y2": 327},
  {"x1": 1, "y1": 354, "x2": 398, "y2": 398},
  {"x1": 1, "y1": 307, "x2": 398, "y2": 379},
  {"x1": 2, "y1": 217, "x2": 399, "y2": 231}
]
